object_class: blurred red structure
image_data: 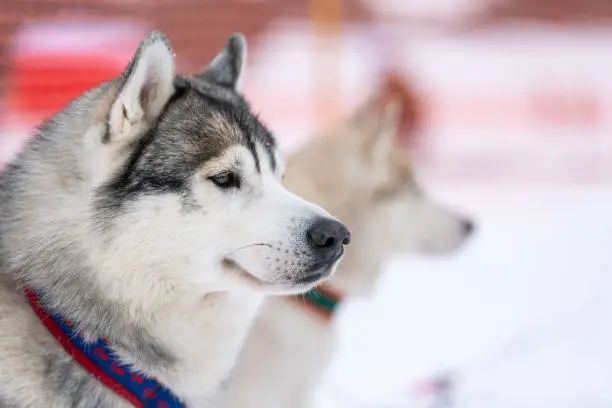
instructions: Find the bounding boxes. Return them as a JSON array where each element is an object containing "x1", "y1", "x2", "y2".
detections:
[
  {"x1": 3, "y1": 20, "x2": 145, "y2": 122},
  {"x1": 0, "y1": 0, "x2": 373, "y2": 97},
  {"x1": 477, "y1": 0, "x2": 612, "y2": 25}
]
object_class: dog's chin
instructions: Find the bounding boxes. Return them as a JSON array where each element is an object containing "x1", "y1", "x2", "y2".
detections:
[
  {"x1": 417, "y1": 237, "x2": 472, "y2": 257},
  {"x1": 272, "y1": 268, "x2": 335, "y2": 295},
  {"x1": 221, "y1": 258, "x2": 335, "y2": 296}
]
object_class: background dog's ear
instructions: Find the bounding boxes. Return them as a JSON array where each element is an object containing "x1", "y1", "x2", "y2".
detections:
[
  {"x1": 350, "y1": 97, "x2": 376, "y2": 128},
  {"x1": 353, "y1": 96, "x2": 402, "y2": 162},
  {"x1": 372, "y1": 98, "x2": 402, "y2": 162},
  {"x1": 108, "y1": 31, "x2": 175, "y2": 143},
  {"x1": 197, "y1": 34, "x2": 246, "y2": 91},
  {"x1": 380, "y1": 98, "x2": 402, "y2": 137}
]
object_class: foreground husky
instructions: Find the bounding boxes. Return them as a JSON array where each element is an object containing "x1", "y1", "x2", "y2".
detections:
[
  {"x1": 221, "y1": 98, "x2": 475, "y2": 408},
  {"x1": 0, "y1": 32, "x2": 349, "y2": 407}
]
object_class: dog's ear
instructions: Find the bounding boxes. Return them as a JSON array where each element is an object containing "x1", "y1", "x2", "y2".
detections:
[
  {"x1": 108, "y1": 31, "x2": 175, "y2": 144},
  {"x1": 353, "y1": 97, "x2": 402, "y2": 162},
  {"x1": 197, "y1": 34, "x2": 246, "y2": 91},
  {"x1": 372, "y1": 98, "x2": 402, "y2": 162},
  {"x1": 380, "y1": 98, "x2": 402, "y2": 137},
  {"x1": 350, "y1": 96, "x2": 378, "y2": 128}
]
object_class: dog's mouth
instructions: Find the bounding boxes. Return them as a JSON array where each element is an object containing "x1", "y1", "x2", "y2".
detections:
[
  {"x1": 221, "y1": 258, "x2": 335, "y2": 294},
  {"x1": 294, "y1": 271, "x2": 326, "y2": 284}
]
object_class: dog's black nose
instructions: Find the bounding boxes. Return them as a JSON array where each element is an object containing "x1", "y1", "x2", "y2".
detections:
[
  {"x1": 307, "y1": 218, "x2": 350, "y2": 263},
  {"x1": 461, "y1": 219, "x2": 476, "y2": 236}
]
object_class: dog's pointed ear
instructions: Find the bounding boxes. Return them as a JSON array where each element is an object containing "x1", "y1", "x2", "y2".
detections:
[
  {"x1": 108, "y1": 31, "x2": 175, "y2": 143},
  {"x1": 372, "y1": 98, "x2": 402, "y2": 161},
  {"x1": 350, "y1": 96, "x2": 378, "y2": 128},
  {"x1": 197, "y1": 34, "x2": 246, "y2": 91},
  {"x1": 353, "y1": 96, "x2": 402, "y2": 162},
  {"x1": 380, "y1": 98, "x2": 402, "y2": 137}
]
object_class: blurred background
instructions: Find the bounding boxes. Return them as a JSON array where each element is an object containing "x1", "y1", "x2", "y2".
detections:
[{"x1": 0, "y1": 1, "x2": 611, "y2": 407}]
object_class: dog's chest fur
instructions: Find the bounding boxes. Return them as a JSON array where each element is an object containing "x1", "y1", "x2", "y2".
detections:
[
  {"x1": 0, "y1": 277, "x2": 263, "y2": 408},
  {"x1": 220, "y1": 296, "x2": 334, "y2": 408},
  {"x1": 152, "y1": 292, "x2": 264, "y2": 404}
]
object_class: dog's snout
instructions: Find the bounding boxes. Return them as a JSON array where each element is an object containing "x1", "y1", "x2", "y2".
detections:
[
  {"x1": 461, "y1": 219, "x2": 475, "y2": 236},
  {"x1": 307, "y1": 218, "x2": 350, "y2": 260}
]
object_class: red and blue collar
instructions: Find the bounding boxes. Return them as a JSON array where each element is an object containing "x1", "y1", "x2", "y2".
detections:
[{"x1": 25, "y1": 288, "x2": 184, "y2": 408}]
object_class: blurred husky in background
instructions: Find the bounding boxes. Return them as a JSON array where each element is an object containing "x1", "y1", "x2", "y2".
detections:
[{"x1": 221, "y1": 75, "x2": 476, "y2": 408}]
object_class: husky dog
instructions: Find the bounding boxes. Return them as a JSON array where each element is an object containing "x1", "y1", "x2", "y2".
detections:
[
  {"x1": 220, "y1": 97, "x2": 475, "y2": 408},
  {"x1": 0, "y1": 32, "x2": 349, "y2": 408}
]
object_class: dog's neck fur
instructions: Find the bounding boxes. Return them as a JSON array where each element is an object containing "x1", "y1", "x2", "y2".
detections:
[
  {"x1": 5, "y1": 214, "x2": 264, "y2": 404},
  {"x1": 8, "y1": 233, "x2": 264, "y2": 404}
]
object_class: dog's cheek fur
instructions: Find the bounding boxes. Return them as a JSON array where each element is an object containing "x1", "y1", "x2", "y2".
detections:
[
  {"x1": 0, "y1": 396, "x2": 18, "y2": 408},
  {"x1": 90, "y1": 195, "x2": 216, "y2": 295}
]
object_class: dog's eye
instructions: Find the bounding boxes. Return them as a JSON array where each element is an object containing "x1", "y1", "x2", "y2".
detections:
[{"x1": 209, "y1": 171, "x2": 240, "y2": 189}]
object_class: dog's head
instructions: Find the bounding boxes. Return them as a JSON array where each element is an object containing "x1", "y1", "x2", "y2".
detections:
[
  {"x1": 46, "y1": 32, "x2": 348, "y2": 296},
  {"x1": 284, "y1": 95, "x2": 474, "y2": 292},
  {"x1": 350, "y1": 98, "x2": 475, "y2": 256}
]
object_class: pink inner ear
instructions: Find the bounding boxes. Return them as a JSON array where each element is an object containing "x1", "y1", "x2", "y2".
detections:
[{"x1": 377, "y1": 72, "x2": 424, "y2": 150}]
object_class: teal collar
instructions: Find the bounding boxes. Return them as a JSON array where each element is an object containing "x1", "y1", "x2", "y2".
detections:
[
  {"x1": 293, "y1": 285, "x2": 343, "y2": 322},
  {"x1": 304, "y1": 289, "x2": 339, "y2": 313}
]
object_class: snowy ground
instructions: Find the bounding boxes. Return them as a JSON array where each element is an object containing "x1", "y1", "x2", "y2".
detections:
[{"x1": 315, "y1": 184, "x2": 612, "y2": 408}]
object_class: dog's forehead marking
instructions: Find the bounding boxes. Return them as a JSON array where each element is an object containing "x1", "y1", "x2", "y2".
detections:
[
  {"x1": 254, "y1": 142, "x2": 280, "y2": 177},
  {"x1": 206, "y1": 144, "x2": 278, "y2": 187},
  {"x1": 177, "y1": 76, "x2": 277, "y2": 174},
  {"x1": 273, "y1": 149, "x2": 285, "y2": 177},
  {"x1": 198, "y1": 145, "x2": 245, "y2": 174}
]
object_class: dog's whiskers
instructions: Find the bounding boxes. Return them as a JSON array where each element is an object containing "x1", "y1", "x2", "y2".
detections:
[{"x1": 224, "y1": 243, "x2": 272, "y2": 256}]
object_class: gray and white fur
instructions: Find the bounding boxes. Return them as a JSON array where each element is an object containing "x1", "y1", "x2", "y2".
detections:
[{"x1": 0, "y1": 31, "x2": 349, "y2": 408}]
